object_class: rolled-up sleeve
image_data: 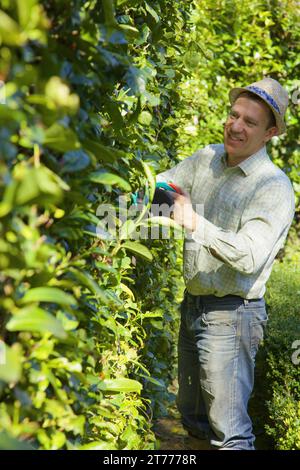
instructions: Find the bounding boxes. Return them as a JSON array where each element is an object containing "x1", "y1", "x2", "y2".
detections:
[{"x1": 191, "y1": 178, "x2": 295, "y2": 275}]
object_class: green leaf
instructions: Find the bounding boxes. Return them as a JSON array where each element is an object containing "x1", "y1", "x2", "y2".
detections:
[
  {"x1": 17, "y1": 0, "x2": 38, "y2": 29},
  {"x1": 57, "y1": 414, "x2": 85, "y2": 436},
  {"x1": 61, "y1": 150, "x2": 90, "y2": 173},
  {"x1": 0, "y1": 343, "x2": 22, "y2": 384},
  {"x1": 79, "y1": 441, "x2": 117, "y2": 450},
  {"x1": 0, "y1": 11, "x2": 26, "y2": 46},
  {"x1": 0, "y1": 104, "x2": 25, "y2": 123},
  {"x1": 143, "y1": 91, "x2": 160, "y2": 106},
  {"x1": 145, "y1": 2, "x2": 160, "y2": 22},
  {"x1": 83, "y1": 139, "x2": 126, "y2": 163},
  {"x1": 104, "y1": 99, "x2": 124, "y2": 129},
  {"x1": 142, "y1": 216, "x2": 183, "y2": 231},
  {"x1": 102, "y1": 0, "x2": 118, "y2": 27},
  {"x1": 89, "y1": 418, "x2": 120, "y2": 435},
  {"x1": 6, "y1": 307, "x2": 67, "y2": 339},
  {"x1": 101, "y1": 317, "x2": 131, "y2": 338},
  {"x1": 183, "y1": 51, "x2": 204, "y2": 70},
  {"x1": 88, "y1": 171, "x2": 131, "y2": 191},
  {"x1": 119, "y1": 219, "x2": 137, "y2": 240},
  {"x1": 121, "y1": 241, "x2": 153, "y2": 261},
  {"x1": 117, "y1": 0, "x2": 141, "y2": 5},
  {"x1": 20, "y1": 287, "x2": 77, "y2": 306},
  {"x1": 139, "y1": 374, "x2": 164, "y2": 388},
  {"x1": 119, "y1": 24, "x2": 140, "y2": 39},
  {"x1": 45, "y1": 77, "x2": 79, "y2": 112},
  {"x1": 0, "y1": 180, "x2": 18, "y2": 217},
  {"x1": 56, "y1": 311, "x2": 79, "y2": 332},
  {"x1": 14, "y1": 165, "x2": 66, "y2": 206},
  {"x1": 98, "y1": 378, "x2": 142, "y2": 393},
  {"x1": 0, "y1": 432, "x2": 35, "y2": 450},
  {"x1": 68, "y1": 268, "x2": 113, "y2": 305},
  {"x1": 43, "y1": 124, "x2": 81, "y2": 152},
  {"x1": 138, "y1": 111, "x2": 152, "y2": 126},
  {"x1": 142, "y1": 161, "x2": 156, "y2": 203},
  {"x1": 50, "y1": 431, "x2": 66, "y2": 450},
  {"x1": 124, "y1": 67, "x2": 149, "y2": 96}
]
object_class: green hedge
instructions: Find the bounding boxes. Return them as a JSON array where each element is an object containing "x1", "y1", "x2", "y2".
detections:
[
  {"x1": 251, "y1": 262, "x2": 300, "y2": 450},
  {"x1": 263, "y1": 262, "x2": 300, "y2": 449},
  {"x1": 0, "y1": 0, "x2": 190, "y2": 449},
  {"x1": 175, "y1": 0, "x2": 300, "y2": 219}
]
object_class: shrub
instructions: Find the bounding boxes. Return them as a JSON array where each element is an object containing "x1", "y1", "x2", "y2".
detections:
[
  {"x1": 263, "y1": 262, "x2": 300, "y2": 449},
  {"x1": 0, "y1": 0, "x2": 192, "y2": 449}
]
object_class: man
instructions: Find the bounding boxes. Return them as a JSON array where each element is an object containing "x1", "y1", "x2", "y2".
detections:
[{"x1": 156, "y1": 78, "x2": 295, "y2": 450}]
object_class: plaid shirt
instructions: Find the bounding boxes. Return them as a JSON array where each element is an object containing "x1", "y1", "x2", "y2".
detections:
[{"x1": 157, "y1": 144, "x2": 295, "y2": 299}]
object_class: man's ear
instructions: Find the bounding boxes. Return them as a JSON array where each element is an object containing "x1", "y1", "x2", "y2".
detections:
[{"x1": 265, "y1": 126, "x2": 279, "y2": 142}]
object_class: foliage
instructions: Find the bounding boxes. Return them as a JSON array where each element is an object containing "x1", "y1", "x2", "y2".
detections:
[
  {"x1": 262, "y1": 262, "x2": 300, "y2": 450},
  {"x1": 172, "y1": 0, "x2": 300, "y2": 254},
  {"x1": 0, "y1": 0, "x2": 193, "y2": 449}
]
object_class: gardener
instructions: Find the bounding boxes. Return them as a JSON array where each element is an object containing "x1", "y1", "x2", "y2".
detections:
[{"x1": 156, "y1": 78, "x2": 295, "y2": 450}]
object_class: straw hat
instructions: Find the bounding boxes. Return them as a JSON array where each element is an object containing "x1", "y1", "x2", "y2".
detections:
[{"x1": 229, "y1": 77, "x2": 289, "y2": 134}]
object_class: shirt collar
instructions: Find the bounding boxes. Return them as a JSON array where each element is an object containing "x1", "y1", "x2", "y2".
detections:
[{"x1": 221, "y1": 145, "x2": 270, "y2": 176}]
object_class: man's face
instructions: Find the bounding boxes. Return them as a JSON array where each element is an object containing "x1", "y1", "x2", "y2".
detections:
[{"x1": 224, "y1": 95, "x2": 278, "y2": 160}]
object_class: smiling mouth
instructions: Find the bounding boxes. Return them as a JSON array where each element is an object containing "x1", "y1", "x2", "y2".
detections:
[{"x1": 228, "y1": 133, "x2": 244, "y2": 142}]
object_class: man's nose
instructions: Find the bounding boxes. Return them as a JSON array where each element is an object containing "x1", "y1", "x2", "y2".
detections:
[{"x1": 231, "y1": 118, "x2": 244, "y2": 133}]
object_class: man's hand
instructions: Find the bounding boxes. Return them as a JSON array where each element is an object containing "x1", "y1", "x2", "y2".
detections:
[{"x1": 171, "y1": 190, "x2": 200, "y2": 232}]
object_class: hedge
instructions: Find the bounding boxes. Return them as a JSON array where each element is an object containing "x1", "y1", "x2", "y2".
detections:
[
  {"x1": 0, "y1": 0, "x2": 191, "y2": 450},
  {"x1": 262, "y1": 261, "x2": 300, "y2": 450}
]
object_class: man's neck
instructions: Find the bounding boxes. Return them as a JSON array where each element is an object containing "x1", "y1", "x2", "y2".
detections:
[
  {"x1": 226, "y1": 154, "x2": 248, "y2": 167},
  {"x1": 226, "y1": 146, "x2": 265, "y2": 167}
]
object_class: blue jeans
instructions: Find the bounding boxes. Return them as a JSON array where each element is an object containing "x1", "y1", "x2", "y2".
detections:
[{"x1": 177, "y1": 291, "x2": 268, "y2": 450}]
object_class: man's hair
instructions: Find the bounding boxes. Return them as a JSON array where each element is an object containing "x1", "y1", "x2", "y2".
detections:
[{"x1": 235, "y1": 91, "x2": 277, "y2": 129}]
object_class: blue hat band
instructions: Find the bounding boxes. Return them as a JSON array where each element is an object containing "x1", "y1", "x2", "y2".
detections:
[{"x1": 246, "y1": 85, "x2": 281, "y2": 114}]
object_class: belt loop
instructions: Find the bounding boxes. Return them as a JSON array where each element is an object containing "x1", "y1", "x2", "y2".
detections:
[{"x1": 244, "y1": 299, "x2": 249, "y2": 305}]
